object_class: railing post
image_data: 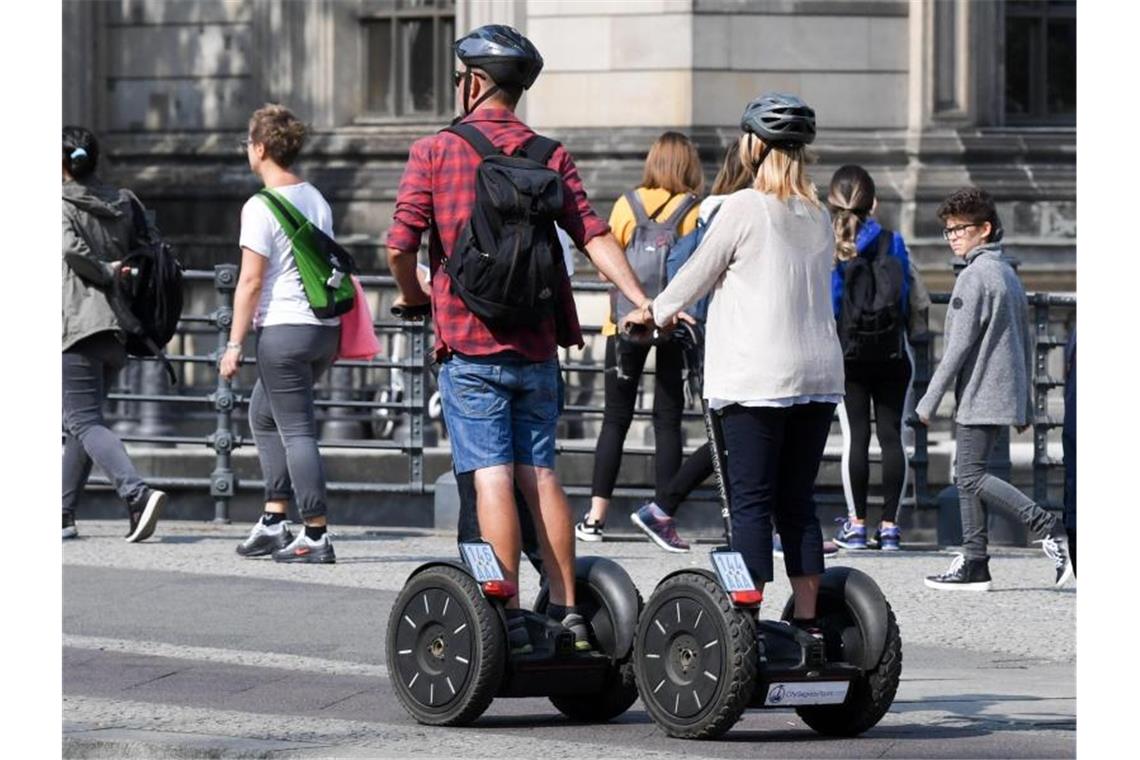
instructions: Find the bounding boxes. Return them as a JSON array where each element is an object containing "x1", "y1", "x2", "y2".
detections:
[
  {"x1": 208, "y1": 264, "x2": 238, "y2": 524},
  {"x1": 909, "y1": 331, "x2": 932, "y2": 508},
  {"x1": 136, "y1": 359, "x2": 174, "y2": 441},
  {"x1": 1032, "y1": 295, "x2": 1051, "y2": 507},
  {"x1": 408, "y1": 317, "x2": 426, "y2": 495},
  {"x1": 322, "y1": 364, "x2": 365, "y2": 440}
]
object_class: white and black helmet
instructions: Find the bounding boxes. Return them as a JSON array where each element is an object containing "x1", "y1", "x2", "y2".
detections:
[
  {"x1": 740, "y1": 92, "x2": 817, "y2": 146},
  {"x1": 454, "y1": 25, "x2": 544, "y2": 90}
]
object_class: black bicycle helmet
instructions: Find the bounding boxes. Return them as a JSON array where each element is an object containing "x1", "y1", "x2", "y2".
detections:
[
  {"x1": 454, "y1": 25, "x2": 544, "y2": 90},
  {"x1": 740, "y1": 92, "x2": 816, "y2": 146}
]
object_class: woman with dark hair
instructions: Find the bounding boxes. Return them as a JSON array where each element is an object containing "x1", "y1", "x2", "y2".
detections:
[
  {"x1": 577, "y1": 131, "x2": 704, "y2": 543},
  {"x1": 62, "y1": 125, "x2": 166, "y2": 541},
  {"x1": 220, "y1": 104, "x2": 340, "y2": 564},
  {"x1": 828, "y1": 165, "x2": 930, "y2": 552}
]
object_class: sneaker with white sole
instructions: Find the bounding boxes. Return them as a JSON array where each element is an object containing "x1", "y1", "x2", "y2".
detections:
[
  {"x1": 125, "y1": 489, "x2": 165, "y2": 543},
  {"x1": 237, "y1": 519, "x2": 294, "y2": 557},
  {"x1": 834, "y1": 519, "x2": 868, "y2": 549},
  {"x1": 63, "y1": 513, "x2": 79, "y2": 540},
  {"x1": 1036, "y1": 534, "x2": 1074, "y2": 588},
  {"x1": 924, "y1": 553, "x2": 991, "y2": 591},
  {"x1": 272, "y1": 531, "x2": 336, "y2": 564},
  {"x1": 574, "y1": 514, "x2": 604, "y2": 542},
  {"x1": 630, "y1": 503, "x2": 689, "y2": 553}
]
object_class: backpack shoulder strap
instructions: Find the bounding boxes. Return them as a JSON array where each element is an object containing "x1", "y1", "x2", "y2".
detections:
[
  {"x1": 521, "y1": 133, "x2": 561, "y2": 165},
  {"x1": 659, "y1": 192, "x2": 699, "y2": 230},
  {"x1": 876, "y1": 227, "x2": 894, "y2": 259},
  {"x1": 443, "y1": 123, "x2": 500, "y2": 159},
  {"x1": 118, "y1": 189, "x2": 151, "y2": 243},
  {"x1": 625, "y1": 190, "x2": 651, "y2": 226},
  {"x1": 257, "y1": 188, "x2": 307, "y2": 237}
]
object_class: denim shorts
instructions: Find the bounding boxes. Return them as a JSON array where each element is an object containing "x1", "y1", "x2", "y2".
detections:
[{"x1": 438, "y1": 354, "x2": 563, "y2": 474}]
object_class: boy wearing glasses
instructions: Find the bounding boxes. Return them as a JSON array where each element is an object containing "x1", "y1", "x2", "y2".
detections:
[{"x1": 917, "y1": 187, "x2": 1072, "y2": 591}]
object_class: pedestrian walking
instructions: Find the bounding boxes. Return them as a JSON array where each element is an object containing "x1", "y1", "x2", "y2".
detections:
[
  {"x1": 1062, "y1": 327, "x2": 1076, "y2": 574},
  {"x1": 62, "y1": 125, "x2": 167, "y2": 542},
  {"x1": 578, "y1": 132, "x2": 703, "y2": 544},
  {"x1": 828, "y1": 165, "x2": 931, "y2": 551},
  {"x1": 918, "y1": 187, "x2": 1073, "y2": 590},
  {"x1": 626, "y1": 92, "x2": 844, "y2": 637},
  {"x1": 386, "y1": 25, "x2": 652, "y2": 653},
  {"x1": 222, "y1": 104, "x2": 340, "y2": 564}
]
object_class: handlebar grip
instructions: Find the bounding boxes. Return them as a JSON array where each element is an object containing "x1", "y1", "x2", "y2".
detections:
[
  {"x1": 904, "y1": 415, "x2": 924, "y2": 428},
  {"x1": 391, "y1": 302, "x2": 431, "y2": 320}
]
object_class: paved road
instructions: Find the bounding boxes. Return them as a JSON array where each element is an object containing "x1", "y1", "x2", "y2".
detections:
[{"x1": 63, "y1": 521, "x2": 1075, "y2": 758}]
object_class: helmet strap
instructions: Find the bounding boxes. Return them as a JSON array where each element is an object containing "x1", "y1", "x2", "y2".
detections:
[
  {"x1": 461, "y1": 69, "x2": 502, "y2": 115},
  {"x1": 750, "y1": 137, "x2": 774, "y2": 174}
]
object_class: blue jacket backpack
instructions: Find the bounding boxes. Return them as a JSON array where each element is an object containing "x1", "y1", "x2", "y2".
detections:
[
  {"x1": 664, "y1": 207, "x2": 720, "y2": 323},
  {"x1": 832, "y1": 218, "x2": 913, "y2": 363}
]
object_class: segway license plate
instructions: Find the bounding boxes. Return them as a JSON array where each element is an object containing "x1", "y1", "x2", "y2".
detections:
[
  {"x1": 763, "y1": 681, "x2": 850, "y2": 707},
  {"x1": 710, "y1": 551, "x2": 755, "y2": 593},
  {"x1": 459, "y1": 541, "x2": 505, "y2": 582}
]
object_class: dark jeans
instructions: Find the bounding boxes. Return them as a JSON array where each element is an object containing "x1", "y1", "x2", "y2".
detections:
[
  {"x1": 658, "y1": 442, "x2": 713, "y2": 516},
  {"x1": 955, "y1": 423, "x2": 1061, "y2": 561},
  {"x1": 840, "y1": 358, "x2": 912, "y2": 523},
  {"x1": 720, "y1": 402, "x2": 835, "y2": 584},
  {"x1": 248, "y1": 324, "x2": 339, "y2": 520},
  {"x1": 591, "y1": 336, "x2": 685, "y2": 502},
  {"x1": 62, "y1": 331, "x2": 148, "y2": 514}
]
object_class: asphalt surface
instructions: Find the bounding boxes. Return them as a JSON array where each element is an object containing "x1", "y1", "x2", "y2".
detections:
[{"x1": 63, "y1": 520, "x2": 1075, "y2": 758}]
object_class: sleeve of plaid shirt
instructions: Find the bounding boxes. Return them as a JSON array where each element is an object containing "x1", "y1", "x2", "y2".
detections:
[
  {"x1": 550, "y1": 146, "x2": 610, "y2": 250},
  {"x1": 386, "y1": 136, "x2": 434, "y2": 254}
]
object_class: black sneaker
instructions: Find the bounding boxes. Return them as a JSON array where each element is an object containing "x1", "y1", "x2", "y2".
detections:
[
  {"x1": 559, "y1": 612, "x2": 592, "y2": 652},
  {"x1": 574, "y1": 514, "x2": 604, "y2": 543},
  {"x1": 125, "y1": 489, "x2": 165, "y2": 543},
  {"x1": 62, "y1": 513, "x2": 78, "y2": 540},
  {"x1": 272, "y1": 531, "x2": 336, "y2": 564},
  {"x1": 506, "y1": 611, "x2": 533, "y2": 655},
  {"x1": 237, "y1": 520, "x2": 294, "y2": 557},
  {"x1": 924, "y1": 553, "x2": 991, "y2": 591},
  {"x1": 1035, "y1": 534, "x2": 1074, "y2": 588}
]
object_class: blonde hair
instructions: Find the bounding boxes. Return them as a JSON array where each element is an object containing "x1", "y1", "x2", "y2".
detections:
[
  {"x1": 710, "y1": 137, "x2": 753, "y2": 196},
  {"x1": 249, "y1": 103, "x2": 307, "y2": 168},
  {"x1": 641, "y1": 131, "x2": 705, "y2": 195},
  {"x1": 827, "y1": 165, "x2": 876, "y2": 262},
  {"x1": 738, "y1": 133, "x2": 819, "y2": 207}
]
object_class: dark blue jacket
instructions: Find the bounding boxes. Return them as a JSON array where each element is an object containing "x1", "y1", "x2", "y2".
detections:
[{"x1": 830, "y1": 218, "x2": 913, "y2": 324}]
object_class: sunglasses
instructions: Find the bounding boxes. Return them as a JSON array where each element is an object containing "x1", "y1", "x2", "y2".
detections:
[
  {"x1": 452, "y1": 69, "x2": 485, "y2": 87},
  {"x1": 942, "y1": 223, "x2": 979, "y2": 241}
]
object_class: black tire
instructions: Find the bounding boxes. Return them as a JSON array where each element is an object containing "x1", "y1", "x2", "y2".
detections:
[
  {"x1": 795, "y1": 599, "x2": 902, "y2": 737},
  {"x1": 545, "y1": 583, "x2": 644, "y2": 722},
  {"x1": 634, "y1": 571, "x2": 756, "y2": 739},
  {"x1": 386, "y1": 565, "x2": 505, "y2": 726}
]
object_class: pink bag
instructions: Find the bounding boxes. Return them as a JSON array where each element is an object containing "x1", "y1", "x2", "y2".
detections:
[{"x1": 336, "y1": 276, "x2": 382, "y2": 361}]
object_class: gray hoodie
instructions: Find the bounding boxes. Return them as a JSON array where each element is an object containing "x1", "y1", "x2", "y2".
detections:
[
  {"x1": 915, "y1": 242, "x2": 1034, "y2": 426},
  {"x1": 62, "y1": 179, "x2": 138, "y2": 351}
]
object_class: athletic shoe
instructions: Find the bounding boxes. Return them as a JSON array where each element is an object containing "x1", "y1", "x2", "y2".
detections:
[
  {"x1": 506, "y1": 611, "x2": 533, "y2": 655},
  {"x1": 236, "y1": 520, "x2": 294, "y2": 557},
  {"x1": 772, "y1": 533, "x2": 839, "y2": 560},
  {"x1": 833, "y1": 519, "x2": 868, "y2": 550},
  {"x1": 1035, "y1": 534, "x2": 1074, "y2": 588},
  {"x1": 877, "y1": 525, "x2": 901, "y2": 552},
  {"x1": 630, "y1": 503, "x2": 690, "y2": 553},
  {"x1": 125, "y1": 489, "x2": 165, "y2": 543},
  {"x1": 560, "y1": 612, "x2": 593, "y2": 652},
  {"x1": 62, "y1": 514, "x2": 78, "y2": 540},
  {"x1": 924, "y1": 553, "x2": 991, "y2": 591},
  {"x1": 574, "y1": 514, "x2": 604, "y2": 542},
  {"x1": 272, "y1": 532, "x2": 336, "y2": 564}
]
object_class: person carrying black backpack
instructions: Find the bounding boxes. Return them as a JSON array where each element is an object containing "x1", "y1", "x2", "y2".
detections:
[
  {"x1": 828, "y1": 165, "x2": 930, "y2": 552},
  {"x1": 62, "y1": 126, "x2": 167, "y2": 542},
  {"x1": 386, "y1": 25, "x2": 652, "y2": 654}
]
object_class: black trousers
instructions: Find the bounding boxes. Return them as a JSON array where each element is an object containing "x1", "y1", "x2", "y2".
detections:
[
  {"x1": 455, "y1": 470, "x2": 544, "y2": 579},
  {"x1": 591, "y1": 336, "x2": 685, "y2": 503},
  {"x1": 658, "y1": 441, "x2": 714, "y2": 516},
  {"x1": 839, "y1": 358, "x2": 912, "y2": 524},
  {"x1": 720, "y1": 402, "x2": 835, "y2": 584}
]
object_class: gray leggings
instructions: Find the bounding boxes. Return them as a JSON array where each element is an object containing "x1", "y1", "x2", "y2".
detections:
[
  {"x1": 955, "y1": 423, "x2": 1060, "y2": 560},
  {"x1": 62, "y1": 331, "x2": 147, "y2": 514},
  {"x1": 249, "y1": 324, "x2": 340, "y2": 519}
]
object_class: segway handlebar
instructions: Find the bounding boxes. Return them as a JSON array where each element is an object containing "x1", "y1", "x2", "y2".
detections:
[{"x1": 391, "y1": 302, "x2": 431, "y2": 320}]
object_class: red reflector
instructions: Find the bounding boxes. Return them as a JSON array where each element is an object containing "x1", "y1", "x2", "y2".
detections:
[
  {"x1": 481, "y1": 580, "x2": 517, "y2": 599},
  {"x1": 730, "y1": 589, "x2": 763, "y2": 606}
]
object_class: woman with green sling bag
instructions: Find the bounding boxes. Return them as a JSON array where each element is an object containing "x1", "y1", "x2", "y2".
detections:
[{"x1": 220, "y1": 104, "x2": 341, "y2": 564}]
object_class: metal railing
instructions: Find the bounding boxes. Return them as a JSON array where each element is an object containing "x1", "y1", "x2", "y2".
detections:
[{"x1": 87, "y1": 266, "x2": 1074, "y2": 522}]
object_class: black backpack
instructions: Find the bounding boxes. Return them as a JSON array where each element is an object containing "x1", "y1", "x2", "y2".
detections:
[
  {"x1": 441, "y1": 122, "x2": 566, "y2": 327},
  {"x1": 116, "y1": 195, "x2": 184, "y2": 384},
  {"x1": 838, "y1": 229, "x2": 904, "y2": 363}
]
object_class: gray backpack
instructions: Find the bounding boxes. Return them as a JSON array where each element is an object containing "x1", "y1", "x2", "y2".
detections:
[{"x1": 610, "y1": 190, "x2": 699, "y2": 325}]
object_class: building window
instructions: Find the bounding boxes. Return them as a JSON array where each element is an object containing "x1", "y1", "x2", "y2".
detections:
[
  {"x1": 363, "y1": 0, "x2": 455, "y2": 119},
  {"x1": 1004, "y1": 0, "x2": 1075, "y2": 124}
]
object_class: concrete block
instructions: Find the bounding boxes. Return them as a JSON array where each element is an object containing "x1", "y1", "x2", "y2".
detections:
[
  {"x1": 867, "y1": 15, "x2": 909, "y2": 71},
  {"x1": 108, "y1": 25, "x2": 253, "y2": 78},
  {"x1": 528, "y1": 71, "x2": 692, "y2": 129},
  {"x1": 610, "y1": 14, "x2": 693, "y2": 70},
  {"x1": 694, "y1": 15, "x2": 731, "y2": 69},
  {"x1": 109, "y1": 0, "x2": 252, "y2": 25},
  {"x1": 727, "y1": 16, "x2": 871, "y2": 71},
  {"x1": 527, "y1": 0, "x2": 691, "y2": 17},
  {"x1": 107, "y1": 78, "x2": 252, "y2": 132},
  {"x1": 528, "y1": 16, "x2": 612, "y2": 71}
]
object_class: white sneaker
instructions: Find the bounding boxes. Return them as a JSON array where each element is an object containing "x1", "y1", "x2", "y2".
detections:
[
  {"x1": 236, "y1": 519, "x2": 294, "y2": 557},
  {"x1": 575, "y1": 514, "x2": 604, "y2": 542},
  {"x1": 1036, "y1": 535, "x2": 1074, "y2": 588}
]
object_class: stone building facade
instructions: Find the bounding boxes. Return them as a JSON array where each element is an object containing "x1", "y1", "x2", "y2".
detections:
[{"x1": 63, "y1": 0, "x2": 1076, "y2": 292}]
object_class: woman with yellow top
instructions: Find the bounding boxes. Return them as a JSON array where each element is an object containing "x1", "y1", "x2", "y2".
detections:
[{"x1": 577, "y1": 132, "x2": 704, "y2": 543}]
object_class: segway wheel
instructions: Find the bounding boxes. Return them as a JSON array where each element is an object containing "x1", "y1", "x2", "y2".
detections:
[
  {"x1": 795, "y1": 600, "x2": 902, "y2": 737},
  {"x1": 634, "y1": 572, "x2": 757, "y2": 739},
  {"x1": 386, "y1": 565, "x2": 505, "y2": 726}
]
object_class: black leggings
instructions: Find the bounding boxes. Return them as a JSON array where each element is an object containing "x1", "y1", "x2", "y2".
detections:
[
  {"x1": 658, "y1": 442, "x2": 714, "y2": 516},
  {"x1": 839, "y1": 358, "x2": 913, "y2": 524},
  {"x1": 590, "y1": 336, "x2": 685, "y2": 502}
]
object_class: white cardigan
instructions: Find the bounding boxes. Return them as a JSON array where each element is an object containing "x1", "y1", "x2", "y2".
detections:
[{"x1": 652, "y1": 189, "x2": 845, "y2": 403}]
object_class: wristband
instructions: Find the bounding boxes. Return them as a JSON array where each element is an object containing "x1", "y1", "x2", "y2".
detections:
[{"x1": 225, "y1": 341, "x2": 242, "y2": 351}]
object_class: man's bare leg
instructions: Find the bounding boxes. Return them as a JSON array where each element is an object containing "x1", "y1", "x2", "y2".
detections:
[
  {"x1": 473, "y1": 464, "x2": 521, "y2": 609},
  {"x1": 514, "y1": 464, "x2": 575, "y2": 607}
]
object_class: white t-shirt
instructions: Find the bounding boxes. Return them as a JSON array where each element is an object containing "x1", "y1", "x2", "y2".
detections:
[{"x1": 239, "y1": 182, "x2": 340, "y2": 328}]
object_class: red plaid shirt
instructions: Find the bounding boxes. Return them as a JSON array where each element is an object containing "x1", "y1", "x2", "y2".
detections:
[{"x1": 386, "y1": 108, "x2": 610, "y2": 361}]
